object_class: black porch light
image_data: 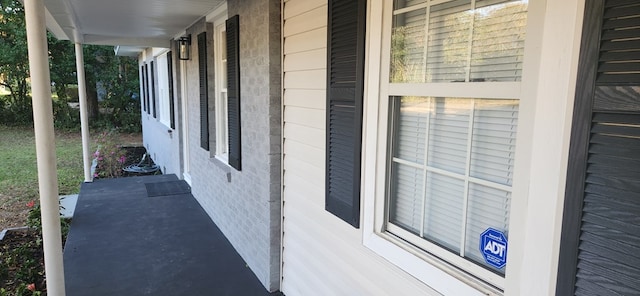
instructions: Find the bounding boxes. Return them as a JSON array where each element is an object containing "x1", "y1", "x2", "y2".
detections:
[{"x1": 177, "y1": 35, "x2": 191, "y2": 61}]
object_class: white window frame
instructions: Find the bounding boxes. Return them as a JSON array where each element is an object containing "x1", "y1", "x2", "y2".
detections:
[
  {"x1": 361, "y1": 0, "x2": 544, "y2": 294},
  {"x1": 210, "y1": 7, "x2": 229, "y2": 163},
  {"x1": 156, "y1": 51, "x2": 172, "y2": 128}
]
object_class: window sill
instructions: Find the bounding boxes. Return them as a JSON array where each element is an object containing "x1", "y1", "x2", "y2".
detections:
[
  {"x1": 363, "y1": 230, "x2": 503, "y2": 296},
  {"x1": 209, "y1": 155, "x2": 233, "y2": 182}
]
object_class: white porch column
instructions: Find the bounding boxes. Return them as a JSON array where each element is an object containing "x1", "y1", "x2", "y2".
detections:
[
  {"x1": 75, "y1": 43, "x2": 92, "y2": 182},
  {"x1": 24, "y1": 0, "x2": 66, "y2": 295}
]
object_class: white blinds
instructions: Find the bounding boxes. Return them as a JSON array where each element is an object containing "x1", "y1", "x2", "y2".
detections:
[
  {"x1": 426, "y1": 0, "x2": 470, "y2": 82},
  {"x1": 390, "y1": 0, "x2": 528, "y2": 83},
  {"x1": 470, "y1": 100, "x2": 518, "y2": 185},
  {"x1": 470, "y1": 0, "x2": 527, "y2": 82},
  {"x1": 156, "y1": 53, "x2": 171, "y2": 127},
  {"x1": 388, "y1": 96, "x2": 518, "y2": 273}
]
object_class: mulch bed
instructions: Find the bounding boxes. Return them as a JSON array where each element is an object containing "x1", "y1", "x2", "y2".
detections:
[
  {"x1": 0, "y1": 229, "x2": 46, "y2": 294},
  {"x1": 120, "y1": 146, "x2": 159, "y2": 177}
]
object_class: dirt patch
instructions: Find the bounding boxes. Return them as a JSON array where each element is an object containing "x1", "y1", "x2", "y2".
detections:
[
  {"x1": 116, "y1": 132, "x2": 143, "y2": 147},
  {"x1": 0, "y1": 195, "x2": 29, "y2": 229}
]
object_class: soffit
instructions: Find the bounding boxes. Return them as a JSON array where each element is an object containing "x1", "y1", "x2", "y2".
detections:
[{"x1": 43, "y1": 0, "x2": 224, "y2": 48}]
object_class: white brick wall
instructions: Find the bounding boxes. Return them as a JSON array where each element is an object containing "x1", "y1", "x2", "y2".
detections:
[{"x1": 177, "y1": 0, "x2": 282, "y2": 291}]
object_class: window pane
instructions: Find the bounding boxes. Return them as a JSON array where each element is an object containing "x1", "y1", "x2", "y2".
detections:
[
  {"x1": 393, "y1": 97, "x2": 428, "y2": 164},
  {"x1": 427, "y1": 98, "x2": 471, "y2": 174},
  {"x1": 426, "y1": 0, "x2": 471, "y2": 82},
  {"x1": 390, "y1": 0, "x2": 528, "y2": 83},
  {"x1": 391, "y1": 9, "x2": 427, "y2": 82},
  {"x1": 423, "y1": 172, "x2": 464, "y2": 252},
  {"x1": 470, "y1": 99, "x2": 518, "y2": 185},
  {"x1": 221, "y1": 31, "x2": 228, "y2": 89},
  {"x1": 470, "y1": 0, "x2": 528, "y2": 82},
  {"x1": 387, "y1": 96, "x2": 517, "y2": 276},
  {"x1": 464, "y1": 182, "x2": 510, "y2": 274},
  {"x1": 389, "y1": 162, "x2": 424, "y2": 234}
]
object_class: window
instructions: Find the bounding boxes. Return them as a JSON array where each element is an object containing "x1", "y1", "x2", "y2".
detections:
[
  {"x1": 156, "y1": 52, "x2": 172, "y2": 128},
  {"x1": 207, "y1": 10, "x2": 241, "y2": 171},
  {"x1": 214, "y1": 20, "x2": 229, "y2": 161},
  {"x1": 378, "y1": 0, "x2": 528, "y2": 287}
]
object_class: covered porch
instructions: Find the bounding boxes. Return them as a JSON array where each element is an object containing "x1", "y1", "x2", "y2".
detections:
[
  {"x1": 21, "y1": 0, "x2": 225, "y2": 293},
  {"x1": 63, "y1": 174, "x2": 280, "y2": 296}
]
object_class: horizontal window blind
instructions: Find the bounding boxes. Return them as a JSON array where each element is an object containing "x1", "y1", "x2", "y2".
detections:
[
  {"x1": 390, "y1": 0, "x2": 527, "y2": 83},
  {"x1": 426, "y1": 0, "x2": 471, "y2": 83},
  {"x1": 470, "y1": 0, "x2": 527, "y2": 82},
  {"x1": 388, "y1": 96, "x2": 518, "y2": 274}
]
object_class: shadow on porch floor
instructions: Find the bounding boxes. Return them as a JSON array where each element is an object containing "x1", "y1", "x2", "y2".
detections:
[{"x1": 63, "y1": 174, "x2": 281, "y2": 296}]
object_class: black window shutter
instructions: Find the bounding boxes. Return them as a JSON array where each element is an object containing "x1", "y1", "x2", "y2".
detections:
[
  {"x1": 151, "y1": 61, "x2": 157, "y2": 118},
  {"x1": 226, "y1": 15, "x2": 242, "y2": 171},
  {"x1": 198, "y1": 32, "x2": 209, "y2": 151},
  {"x1": 325, "y1": 0, "x2": 366, "y2": 228},
  {"x1": 167, "y1": 51, "x2": 175, "y2": 129},
  {"x1": 140, "y1": 65, "x2": 147, "y2": 112},
  {"x1": 145, "y1": 64, "x2": 150, "y2": 114},
  {"x1": 143, "y1": 64, "x2": 150, "y2": 114},
  {"x1": 557, "y1": 1, "x2": 640, "y2": 295}
]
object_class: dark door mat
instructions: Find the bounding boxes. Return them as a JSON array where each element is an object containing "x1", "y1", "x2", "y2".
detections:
[{"x1": 145, "y1": 180, "x2": 191, "y2": 197}]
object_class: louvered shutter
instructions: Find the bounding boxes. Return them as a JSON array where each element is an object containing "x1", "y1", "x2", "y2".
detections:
[
  {"x1": 140, "y1": 65, "x2": 147, "y2": 112},
  {"x1": 144, "y1": 64, "x2": 150, "y2": 114},
  {"x1": 151, "y1": 61, "x2": 157, "y2": 118},
  {"x1": 198, "y1": 32, "x2": 209, "y2": 151},
  {"x1": 167, "y1": 51, "x2": 175, "y2": 129},
  {"x1": 558, "y1": 1, "x2": 640, "y2": 295},
  {"x1": 325, "y1": 0, "x2": 366, "y2": 228},
  {"x1": 226, "y1": 15, "x2": 241, "y2": 171}
]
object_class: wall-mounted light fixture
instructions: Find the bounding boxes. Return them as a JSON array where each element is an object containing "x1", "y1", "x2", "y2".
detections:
[{"x1": 177, "y1": 35, "x2": 191, "y2": 61}]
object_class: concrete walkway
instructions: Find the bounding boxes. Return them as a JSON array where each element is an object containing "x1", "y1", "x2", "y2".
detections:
[{"x1": 63, "y1": 174, "x2": 281, "y2": 296}]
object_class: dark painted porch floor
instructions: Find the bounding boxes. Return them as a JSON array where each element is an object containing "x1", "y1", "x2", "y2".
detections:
[{"x1": 64, "y1": 174, "x2": 280, "y2": 296}]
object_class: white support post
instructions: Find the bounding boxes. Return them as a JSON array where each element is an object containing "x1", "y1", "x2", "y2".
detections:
[
  {"x1": 24, "y1": 0, "x2": 66, "y2": 295},
  {"x1": 75, "y1": 43, "x2": 92, "y2": 182}
]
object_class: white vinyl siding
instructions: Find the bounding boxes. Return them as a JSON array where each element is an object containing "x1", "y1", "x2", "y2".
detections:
[{"x1": 281, "y1": 0, "x2": 440, "y2": 295}]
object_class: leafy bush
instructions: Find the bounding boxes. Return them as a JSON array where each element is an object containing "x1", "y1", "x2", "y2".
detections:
[
  {"x1": 52, "y1": 98, "x2": 81, "y2": 131},
  {"x1": 0, "y1": 95, "x2": 33, "y2": 126},
  {"x1": 93, "y1": 129, "x2": 128, "y2": 178}
]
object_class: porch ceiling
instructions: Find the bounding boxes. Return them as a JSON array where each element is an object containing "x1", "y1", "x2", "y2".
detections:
[{"x1": 43, "y1": 0, "x2": 224, "y2": 49}]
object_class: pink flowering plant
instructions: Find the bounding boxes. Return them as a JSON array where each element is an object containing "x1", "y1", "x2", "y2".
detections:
[{"x1": 94, "y1": 129, "x2": 127, "y2": 178}]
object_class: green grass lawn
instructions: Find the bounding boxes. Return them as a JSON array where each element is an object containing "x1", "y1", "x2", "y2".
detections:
[{"x1": 0, "y1": 125, "x2": 85, "y2": 203}]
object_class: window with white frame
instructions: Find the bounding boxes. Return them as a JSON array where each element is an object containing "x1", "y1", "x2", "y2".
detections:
[
  {"x1": 381, "y1": 0, "x2": 527, "y2": 286},
  {"x1": 213, "y1": 16, "x2": 229, "y2": 161},
  {"x1": 156, "y1": 53, "x2": 172, "y2": 127}
]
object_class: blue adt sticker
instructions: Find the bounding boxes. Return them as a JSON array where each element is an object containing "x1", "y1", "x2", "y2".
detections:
[{"x1": 480, "y1": 228, "x2": 508, "y2": 269}]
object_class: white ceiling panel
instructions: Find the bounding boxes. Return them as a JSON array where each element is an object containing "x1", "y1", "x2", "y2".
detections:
[{"x1": 43, "y1": 0, "x2": 224, "y2": 48}]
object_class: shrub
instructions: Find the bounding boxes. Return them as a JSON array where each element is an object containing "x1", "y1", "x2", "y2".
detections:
[
  {"x1": 52, "y1": 98, "x2": 81, "y2": 131},
  {"x1": 93, "y1": 129, "x2": 128, "y2": 178},
  {"x1": 0, "y1": 95, "x2": 33, "y2": 126}
]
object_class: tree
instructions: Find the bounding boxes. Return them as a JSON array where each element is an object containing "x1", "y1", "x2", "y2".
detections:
[
  {"x1": 0, "y1": 0, "x2": 140, "y2": 128},
  {"x1": 48, "y1": 33, "x2": 77, "y2": 101},
  {"x1": 83, "y1": 45, "x2": 140, "y2": 129},
  {"x1": 0, "y1": 0, "x2": 31, "y2": 119}
]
